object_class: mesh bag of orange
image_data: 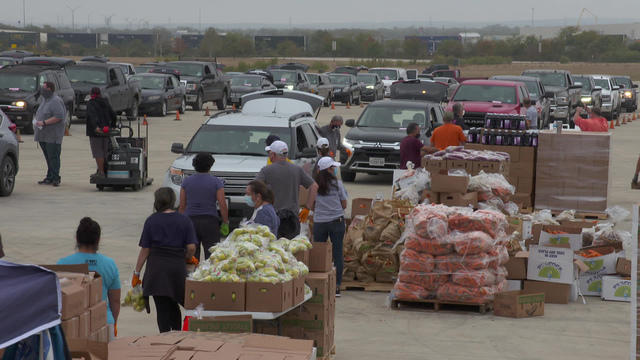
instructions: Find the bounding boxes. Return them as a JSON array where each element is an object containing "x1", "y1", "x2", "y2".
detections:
[
  {"x1": 397, "y1": 271, "x2": 448, "y2": 291},
  {"x1": 451, "y1": 270, "x2": 497, "y2": 288},
  {"x1": 392, "y1": 281, "x2": 431, "y2": 300},
  {"x1": 404, "y1": 233, "x2": 453, "y2": 256},
  {"x1": 448, "y1": 209, "x2": 507, "y2": 238},
  {"x1": 487, "y1": 246, "x2": 509, "y2": 268},
  {"x1": 436, "y1": 281, "x2": 507, "y2": 304},
  {"x1": 450, "y1": 231, "x2": 496, "y2": 255},
  {"x1": 435, "y1": 252, "x2": 494, "y2": 273},
  {"x1": 399, "y1": 248, "x2": 435, "y2": 273}
]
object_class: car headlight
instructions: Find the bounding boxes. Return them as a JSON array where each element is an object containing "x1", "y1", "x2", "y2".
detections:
[
  {"x1": 342, "y1": 138, "x2": 359, "y2": 151},
  {"x1": 186, "y1": 83, "x2": 197, "y2": 91},
  {"x1": 169, "y1": 167, "x2": 184, "y2": 185},
  {"x1": 366, "y1": 85, "x2": 374, "y2": 89},
  {"x1": 556, "y1": 96, "x2": 568, "y2": 105},
  {"x1": 147, "y1": 95, "x2": 161, "y2": 101},
  {"x1": 581, "y1": 96, "x2": 592, "y2": 104},
  {"x1": 624, "y1": 91, "x2": 633, "y2": 98},
  {"x1": 11, "y1": 100, "x2": 26, "y2": 108},
  {"x1": 285, "y1": 84, "x2": 294, "y2": 90}
]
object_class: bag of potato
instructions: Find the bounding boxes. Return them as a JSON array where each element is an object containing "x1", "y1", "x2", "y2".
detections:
[
  {"x1": 380, "y1": 220, "x2": 403, "y2": 245},
  {"x1": 363, "y1": 217, "x2": 390, "y2": 243},
  {"x1": 355, "y1": 266, "x2": 375, "y2": 282},
  {"x1": 353, "y1": 237, "x2": 375, "y2": 258},
  {"x1": 345, "y1": 215, "x2": 367, "y2": 245},
  {"x1": 371, "y1": 200, "x2": 394, "y2": 220}
]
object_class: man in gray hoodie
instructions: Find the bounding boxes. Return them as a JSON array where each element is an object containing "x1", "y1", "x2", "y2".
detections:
[{"x1": 33, "y1": 81, "x2": 66, "y2": 187}]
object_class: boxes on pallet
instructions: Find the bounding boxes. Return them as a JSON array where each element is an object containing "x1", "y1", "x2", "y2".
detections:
[
  {"x1": 245, "y1": 280, "x2": 294, "y2": 312},
  {"x1": 184, "y1": 280, "x2": 246, "y2": 311},
  {"x1": 188, "y1": 315, "x2": 253, "y2": 333},
  {"x1": 439, "y1": 192, "x2": 478, "y2": 208},
  {"x1": 309, "y1": 241, "x2": 333, "y2": 273},
  {"x1": 430, "y1": 170, "x2": 469, "y2": 193}
]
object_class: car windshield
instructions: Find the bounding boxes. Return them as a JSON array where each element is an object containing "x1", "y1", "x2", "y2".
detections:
[
  {"x1": 270, "y1": 70, "x2": 296, "y2": 84},
  {"x1": 357, "y1": 75, "x2": 377, "y2": 85},
  {"x1": 67, "y1": 67, "x2": 107, "y2": 85},
  {"x1": 594, "y1": 79, "x2": 610, "y2": 90},
  {"x1": 526, "y1": 72, "x2": 566, "y2": 87},
  {"x1": 119, "y1": 65, "x2": 131, "y2": 75},
  {"x1": 329, "y1": 74, "x2": 351, "y2": 85},
  {"x1": 357, "y1": 106, "x2": 427, "y2": 128},
  {"x1": 135, "y1": 65, "x2": 154, "y2": 73},
  {"x1": 187, "y1": 125, "x2": 292, "y2": 156},
  {"x1": 614, "y1": 77, "x2": 632, "y2": 88},
  {"x1": 307, "y1": 74, "x2": 319, "y2": 85},
  {"x1": 166, "y1": 63, "x2": 203, "y2": 77},
  {"x1": 369, "y1": 69, "x2": 398, "y2": 80},
  {"x1": 0, "y1": 73, "x2": 38, "y2": 91},
  {"x1": 522, "y1": 81, "x2": 539, "y2": 97},
  {"x1": 572, "y1": 77, "x2": 592, "y2": 93},
  {"x1": 231, "y1": 76, "x2": 261, "y2": 87},
  {"x1": 453, "y1": 84, "x2": 517, "y2": 104},
  {"x1": 133, "y1": 76, "x2": 165, "y2": 90}
]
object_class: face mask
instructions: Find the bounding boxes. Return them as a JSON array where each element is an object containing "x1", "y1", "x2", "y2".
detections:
[
  {"x1": 331, "y1": 125, "x2": 340, "y2": 130},
  {"x1": 244, "y1": 195, "x2": 255, "y2": 207},
  {"x1": 40, "y1": 88, "x2": 53, "y2": 99}
]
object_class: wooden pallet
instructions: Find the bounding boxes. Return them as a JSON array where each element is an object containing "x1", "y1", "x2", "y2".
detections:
[
  {"x1": 318, "y1": 345, "x2": 336, "y2": 360},
  {"x1": 549, "y1": 210, "x2": 608, "y2": 220},
  {"x1": 390, "y1": 298, "x2": 493, "y2": 314},
  {"x1": 340, "y1": 281, "x2": 394, "y2": 292}
]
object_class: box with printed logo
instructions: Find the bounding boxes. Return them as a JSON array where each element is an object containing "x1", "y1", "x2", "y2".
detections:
[
  {"x1": 601, "y1": 276, "x2": 631, "y2": 302},
  {"x1": 527, "y1": 245, "x2": 575, "y2": 284}
]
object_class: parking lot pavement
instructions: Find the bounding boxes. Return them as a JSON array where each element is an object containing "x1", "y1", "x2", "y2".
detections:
[{"x1": 0, "y1": 102, "x2": 635, "y2": 358}]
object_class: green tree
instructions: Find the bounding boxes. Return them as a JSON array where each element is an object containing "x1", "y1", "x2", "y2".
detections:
[
  {"x1": 436, "y1": 40, "x2": 463, "y2": 57},
  {"x1": 276, "y1": 40, "x2": 303, "y2": 58},
  {"x1": 200, "y1": 28, "x2": 222, "y2": 57},
  {"x1": 403, "y1": 37, "x2": 427, "y2": 62}
]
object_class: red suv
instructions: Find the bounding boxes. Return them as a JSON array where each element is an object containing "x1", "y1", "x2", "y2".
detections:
[{"x1": 445, "y1": 80, "x2": 530, "y2": 127}]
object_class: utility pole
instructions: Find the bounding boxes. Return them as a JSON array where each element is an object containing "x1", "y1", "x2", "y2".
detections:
[
  {"x1": 66, "y1": 4, "x2": 81, "y2": 32},
  {"x1": 22, "y1": 0, "x2": 26, "y2": 28}
]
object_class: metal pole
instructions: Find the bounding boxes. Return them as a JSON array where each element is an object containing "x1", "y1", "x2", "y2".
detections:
[{"x1": 22, "y1": 0, "x2": 26, "y2": 28}]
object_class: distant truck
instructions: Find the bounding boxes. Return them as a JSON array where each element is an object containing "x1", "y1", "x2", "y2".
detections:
[
  {"x1": 67, "y1": 61, "x2": 141, "y2": 119},
  {"x1": 521, "y1": 69, "x2": 582, "y2": 123},
  {"x1": 164, "y1": 61, "x2": 230, "y2": 110}
]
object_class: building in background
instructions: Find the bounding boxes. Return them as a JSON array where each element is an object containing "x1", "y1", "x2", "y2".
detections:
[
  {"x1": 404, "y1": 35, "x2": 461, "y2": 55},
  {"x1": 520, "y1": 23, "x2": 640, "y2": 40}
]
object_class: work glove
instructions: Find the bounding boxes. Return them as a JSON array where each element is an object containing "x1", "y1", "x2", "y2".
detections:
[
  {"x1": 299, "y1": 207, "x2": 311, "y2": 223},
  {"x1": 131, "y1": 273, "x2": 142, "y2": 287},
  {"x1": 220, "y1": 223, "x2": 230, "y2": 236},
  {"x1": 345, "y1": 148, "x2": 352, "y2": 157},
  {"x1": 187, "y1": 256, "x2": 199, "y2": 266}
]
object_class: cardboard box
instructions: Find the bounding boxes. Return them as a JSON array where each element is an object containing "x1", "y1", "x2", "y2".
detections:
[
  {"x1": 67, "y1": 339, "x2": 108, "y2": 360},
  {"x1": 616, "y1": 257, "x2": 631, "y2": 277},
  {"x1": 578, "y1": 273, "x2": 604, "y2": 296},
  {"x1": 62, "y1": 316, "x2": 80, "y2": 339},
  {"x1": 294, "y1": 249, "x2": 310, "y2": 267},
  {"x1": 517, "y1": 177, "x2": 534, "y2": 193},
  {"x1": 281, "y1": 302, "x2": 330, "y2": 331},
  {"x1": 575, "y1": 246, "x2": 619, "y2": 275},
  {"x1": 447, "y1": 159, "x2": 471, "y2": 172},
  {"x1": 293, "y1": 275, "x2": 306, "y2": 306},
  {"x1": 254, "y1": 321, "x2": 279, "y2": 335},
  {"x1": 61, "y1": 283, "x2": 87, "y2": 320},
  {"x1": 79, "y1": 311, "x2": 90, "y2": 338},
  {"x1": 601, "y1": 276, "x2": 631, "y2": 302},
  {"x1": 539, "y1": 227, "x2": 583, "y2": 251},
  {"x1": 507, "y1": 216, "x2": 523, "y2": 236},
  {"x1": 245, "y1": 280, "x2": 293, "y2": 312},
  {"x1": 523, "y1": 280, "x2": 571, "y2": 304},
  {"x1": 472, "y1": 160, "x2": 506, "y2": 175},
  {"x1": 89, "y1": 275, "x2": 103, "y2": 306},
  {"x1": 423, "y1": 157, "x2": 448, "y2": 173},
  {"x1": 439, "y1": 191, "x2": 478, "y2": 208},
  {"x1": 430, "y1": 171, "x2": 470, "y2": 193},
  {"x1": 302, "y1": 329, "x2": 333, "y2": 357},
  {"x1": 351, "y1": 198, "x2": 372, "y2": 217},
  {"x1": 188, "y1": 315, "x2": 253, "y2": 333},
  {"x1": 89, "y1": 301, "x2": 107, "y2": 333},
  {"x1": 505, "y1": 255, "x2": 527, "y2": 280},
  {"x1": 306, "y1": 270, "x2": 334, "y2": 306},
  {"x1": 527, "y1": 245, "x2": 575, "y2": 284},
  {"x1": 421, "y1": 190, "x2": 440, "y2": 204},
  {"x1": 184, "y1": 280, "x2": 246, "y2": 311},
  {"x1": 494, "y1": 291, "x2": 545, "y2": 318},
  {"x1": 506, "y1": 280, "x2": 523, "y2": 291},
  {"x1": 309, "y1": 241, "x2": 333, "y2": 272}
]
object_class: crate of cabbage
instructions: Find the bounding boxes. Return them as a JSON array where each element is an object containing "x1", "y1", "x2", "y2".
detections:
[{"x1": 184, "y1": 225, "x2": 313, "y2": 312}]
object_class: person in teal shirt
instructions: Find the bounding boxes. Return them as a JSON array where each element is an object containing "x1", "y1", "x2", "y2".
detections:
[{"x1": 57, "y1": 217, "x2": 121, "y2": 340}]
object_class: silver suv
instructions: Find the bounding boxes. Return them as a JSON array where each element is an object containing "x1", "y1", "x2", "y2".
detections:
[
  {"x1": 162, "y1": 90, "x2": 323, "y2": 224},
  {"x1": 0, "y1": 109, "x2": 19, "y2": 196}
]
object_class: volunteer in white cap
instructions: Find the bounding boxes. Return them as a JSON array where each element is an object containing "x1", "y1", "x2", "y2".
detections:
[
  {"x1": 256, "y1": 140, "x2": 318, "y2": 238},
  {"x1": 312, "y1": 137, "x2": 332, "y2": 178},
  {"x1": 312, "y1": 156, "x2": 348, "y2": 296}
]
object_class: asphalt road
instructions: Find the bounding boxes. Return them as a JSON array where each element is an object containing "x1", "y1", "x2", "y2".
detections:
[{"x1": 0, "y1": 100, "x2": 636, "y2": 359}]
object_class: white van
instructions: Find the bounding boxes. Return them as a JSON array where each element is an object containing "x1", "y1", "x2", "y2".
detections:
[{"x1": 368, "y1": 68, "x2": 408, "y2": 97}]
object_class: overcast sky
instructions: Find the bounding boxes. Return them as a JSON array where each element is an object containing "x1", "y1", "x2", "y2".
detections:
[{"x1": 3, "y1": 0, "x2": 640, "y2": 28}]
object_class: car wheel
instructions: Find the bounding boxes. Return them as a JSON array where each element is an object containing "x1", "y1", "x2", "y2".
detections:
[
  {"x1": 340, "y1": 168, "x2": 356, "y2": 182},
  {"x1": 161, "y1": 101, "x2": 168, "y2": 117},
  {"x1": 127, "y1": 98, "x2": 139, "y2": 119},
  {"x1": 216, "y1": 92, "x2": 227, "y2": 110},
  {"x1": 96, "y1": 184, "x2": 104, "y2": 191},
  {"x1": 179, "y1": 97, "x2": 186, "y2": 114},
  {"x1": 193, "y1": 93, "x2": 203, "y2": 111},
  {"x1": 0, "y1": 156, "x2": 16, "y2": 196},
  {"x1": 65, "y1": 107, "x2": 72, "y2": 130}
]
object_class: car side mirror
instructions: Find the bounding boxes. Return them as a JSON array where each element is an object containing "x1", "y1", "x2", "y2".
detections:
[
  {"x1": 298, "y1": 147, "x2": 317, "y2": 159},
  {"x1": 345, "y1": 119, "x2": 355, "y2": 127},
  {"x1": 171, "y1": 142, "x2": 184, "y2": 154}
]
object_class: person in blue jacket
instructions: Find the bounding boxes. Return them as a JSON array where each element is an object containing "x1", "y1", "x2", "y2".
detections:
[{"x1": 245, "y1": 180, "x2": 280, "y2": 235}]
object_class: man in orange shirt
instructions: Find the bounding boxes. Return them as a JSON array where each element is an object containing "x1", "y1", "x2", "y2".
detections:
[{"x1": 430, "y1": 111, "x2": 466, "y2": 150}]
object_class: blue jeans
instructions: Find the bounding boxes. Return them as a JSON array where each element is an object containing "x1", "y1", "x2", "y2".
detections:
[
  {"x1": 40, "y1": 142, "x2": 61, "y2": 181},
  {"x1": 313, "y1": 218, "x2": 345, "y2": 287}
]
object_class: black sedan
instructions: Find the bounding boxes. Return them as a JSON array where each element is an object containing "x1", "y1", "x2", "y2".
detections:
[
  {"x1": 356, "y1": 73, "x2": 384, "y2": 102},
  {"x1": 229, "y1": 74, "x2": 275, "y2": 107},
  {"x1": 329, "y1": 73, "x2": 361, "y2": 105},
  {"x1": 131, "y1": 73, "x2": 186, "y2": 117}
]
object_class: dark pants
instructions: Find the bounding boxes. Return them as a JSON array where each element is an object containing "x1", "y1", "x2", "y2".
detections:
[
  {"x1": 313, "y1": 218, "x2": 345, "y2": 287},
  {"x1": 190, "y1": 215, "x2": 220, "y2": 261},
  {"x1": 39, "y1": 142, "x2": 61, "y2": 181},
  {"x1": 277, "y1": 209, "x2": 301, "y2": 239},
  {"x1": 153, "y1": 296, "x2": 181, "y2": 333}
]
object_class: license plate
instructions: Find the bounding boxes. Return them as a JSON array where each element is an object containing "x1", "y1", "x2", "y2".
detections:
[{"x1": 369, "y1": 157, "x2": 385, "y2": 166}]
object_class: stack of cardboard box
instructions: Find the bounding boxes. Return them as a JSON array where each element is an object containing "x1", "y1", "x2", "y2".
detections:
[
  {"x1": 465, "y1": 144, "x2": 536, "y2": 210},
  {"x1": 280, "y1": 241, "x2": 336, "y2": 358},
  {"x1": 422, "y1": 156, "x2": 508, "y2": 177},
  {"x1": 535, "y1": 131, "x2": 611, "y2": 213},
  {"x1": 42, "y1": 265, "x2": 108, "y2": 344},
  {"x1": 428, "y1": 170, "x2": 477, "y2": 208}
]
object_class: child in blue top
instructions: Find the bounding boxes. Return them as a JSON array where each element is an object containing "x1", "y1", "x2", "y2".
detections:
[{"x1": 58, "y1": 217, "x2": 120, "y2": 340}]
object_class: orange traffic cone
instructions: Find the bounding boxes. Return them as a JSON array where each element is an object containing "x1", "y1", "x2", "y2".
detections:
[
  {"x1": 174, "y1": 111, "x2": 181, "y2": 121},
  {"x1": 346, "y1": 102, "x2": 351, "y2": 109},
  {"x1": 204, "y1": 106, "x2": 210, "y2": 116},
  {"x1": 634, "y1": 113, "x2": 638, "y2": 120},
  {"x1": 142, "y1": 114, "x2": 148, "y2": 126},
  {"x1": 331, "y1": 102, "x2": 335, "y2": 110},
  {"x1": 616, "y1": 116, "x2": 621, "y2": 126},
  {"x1": 610, "y1": 119, "x2": 615, "y2": 129}
]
